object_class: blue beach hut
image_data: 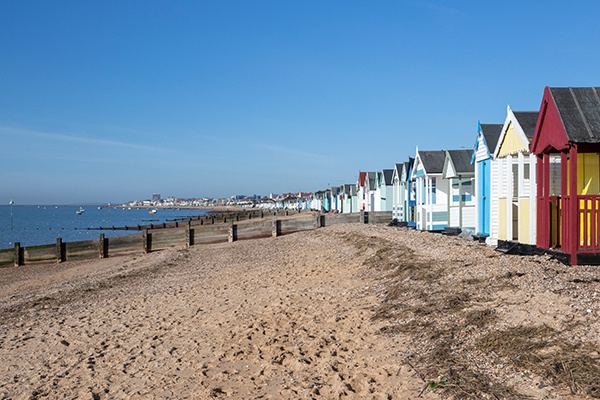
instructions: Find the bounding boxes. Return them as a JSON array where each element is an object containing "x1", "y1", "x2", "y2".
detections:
[{"x1": 472, "y1": 122, "x2": 502, "y2": 236}]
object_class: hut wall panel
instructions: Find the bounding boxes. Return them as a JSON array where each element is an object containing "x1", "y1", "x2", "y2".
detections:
[
  {"x1": 475, "y1": 135, "x2": 490, "y2": 162},
  {"x1": 66, "y1": 239, "x2": 99, "y2": 260},
  {"x1": 462, "y1": 206, "x2": 477, "y2": 230},
  {"x1": 108, "y1": 234, "x2": 143, "y2": 257},
  {"x1": 23, "y1": 244, "x2": 56, "y2": 263}
]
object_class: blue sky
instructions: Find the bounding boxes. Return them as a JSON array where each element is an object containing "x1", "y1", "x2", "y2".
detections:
[{"x1": 1, "y1": 1, "x2": 599, "y2": 204}]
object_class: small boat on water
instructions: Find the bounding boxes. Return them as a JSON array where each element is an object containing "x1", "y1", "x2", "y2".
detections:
[
  {"x1": 76, "y1": 207, "x2": 85, "y2": 215},
  {"x1": 149, "y1": 209, "x2": 157, "y2": 214}
]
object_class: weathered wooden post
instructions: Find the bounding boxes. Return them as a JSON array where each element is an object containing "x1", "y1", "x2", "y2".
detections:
[
  {"x1": 228, "y1": 220, "x2": 235, "y2": 243},
  {"x1": 143, "y1": 229, "x2": 149, "y2": 254},
  {"x1": 272, "y1": 215, "x2": 278, "y2": 238},
  {"x1": 186, "y1": 221, "x2": 192, "y2": 247},
  {"x1": 360, "y1": 210, "x2": 365, "y2": 224},
  {"x1": 14, "y1": 242, "x2": 21, "y2": 267},
  {"x1": 315, "y1": 212, "x2": 321, "y2": 229},
  {"x1": 235, "y1": 214, "x2": 239, "y2": 221},
  {"x1": 56, "y1": 238, "x2": 63, "y2": 263},
  {"x1": 99, "y1": 234, "x2": 106, "y2": 259}
]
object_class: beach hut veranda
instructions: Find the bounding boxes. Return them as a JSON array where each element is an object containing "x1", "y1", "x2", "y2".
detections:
[
  {"x1": 411, "y1": 149, "x2": 449, "y2": 231},
  {"x1": 442, "y1": 149, "x2": 476, "y2": 231},
  {"x1": 532, "y1": 86, "x2": 600, "y2": 265}
]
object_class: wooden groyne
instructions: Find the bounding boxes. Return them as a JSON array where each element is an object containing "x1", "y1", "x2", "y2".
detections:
[{"x1": 0, "y1": 211, "x2": 392, "y2": 267}]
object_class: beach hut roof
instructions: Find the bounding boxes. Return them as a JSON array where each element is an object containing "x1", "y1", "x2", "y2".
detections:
[
  {"x1": 381, "y1": 169, "x2": 394, "y2": 186},
  {"x1": 367, "y1": 172, "x2": 376, "y2": 190},
  {"x1": 513, "y1": 111, "x2": 539, "y2": 140},
  {"x1": 480, "y1": 124, "x2": 502, "y2": 154},
  {"x1": 418, "y1": 150, "x2": 446, "y2": 174},
  {"x1": 447, "y1": 149, "x2": 474, "y2": 174},
  {"x1": 549, "y1": 87, "x2": 600, "y2": 143}
]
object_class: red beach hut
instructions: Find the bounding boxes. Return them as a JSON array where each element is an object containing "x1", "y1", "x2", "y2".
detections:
[{"x1": 531, "y1": 87, "x2": 600, "y2": 265}]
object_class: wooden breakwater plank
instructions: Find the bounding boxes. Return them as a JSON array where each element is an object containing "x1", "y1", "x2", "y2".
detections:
[
  {"x1": 368, "y1": 211, "x2": 393, "y2": 224},
  {"x1": 0, "y1": 247, "x2": 14, "y2": 267},
  {"x1": 65, "y1": 239, "x2": 99, "y2": 261},
  {"x1": 235, "y1": 220, "x2": 273, "y2": 241},
  {"x1": 108, "y1": 234, "x2": 143, "y2": 257},
  {"x1": 192, "y1": 225, "x2": 229, "y2": 244},
  {"x1": 150, "y1": 229, "x2": 186, "y2": 251},
  {"x1": 322, "y1": 213, "x2": 360, "y2": 226},
  {"x1": 280, "y1": 216, "x2": 315, "y2": 232},
  {"x1": 23, "y1": 243, "x2": 56, "y2": 264}
]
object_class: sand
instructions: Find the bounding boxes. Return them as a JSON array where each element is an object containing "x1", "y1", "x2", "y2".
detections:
[{"x1": 0, "y1": 225, "x2": 438, "y2": 399}]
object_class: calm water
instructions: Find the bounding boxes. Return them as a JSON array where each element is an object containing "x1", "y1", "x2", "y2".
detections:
[{"x1": 0, "y1": 206, "x2": 208, "y2": 249}]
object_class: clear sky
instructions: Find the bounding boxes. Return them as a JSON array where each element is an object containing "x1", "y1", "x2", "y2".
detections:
[{"x1": 2, "y1": 1, "x2": 600, "y2": 204}]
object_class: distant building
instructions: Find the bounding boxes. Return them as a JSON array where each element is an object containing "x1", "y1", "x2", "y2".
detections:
[{"x1": 152, "y1": 193, "x2": 161, "y2": 202}]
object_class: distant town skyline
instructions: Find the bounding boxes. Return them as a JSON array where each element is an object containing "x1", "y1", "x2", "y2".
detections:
[{"x1": 2, "y1": 1, "x2": 600, "y2": 204}]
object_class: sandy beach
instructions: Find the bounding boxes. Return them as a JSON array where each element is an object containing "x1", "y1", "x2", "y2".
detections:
[{"x1": 1, "y1": 223, "x2": 599, "y2": 399}]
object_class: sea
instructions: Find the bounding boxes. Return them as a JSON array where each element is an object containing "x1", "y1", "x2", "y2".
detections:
[{"x1": 0, "y1": 205, "x2": 209, "y2": 249}]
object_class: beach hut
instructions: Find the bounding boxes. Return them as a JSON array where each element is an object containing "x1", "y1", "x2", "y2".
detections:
[
  {"x1": 365, "y1": 172, "x2": 377, "y2": 211},
  {"x1": 531, "y1": 87, "x2": 600, "y2": 265},
  {"x1": 489, "y1": 106, "x2": 539, "y2": 245},
  {"x1": 375, "y1": 169, "x2": 394, "y2": 212},
  {"x1": 411, "y1": 149, "x2": 449, "y2": 230},
  {"x1": 472, "y1": 123, "x2": 502, "y2": 236},
  {"x1": 442, "y1": 149, "x2": 476, "y2": 231},
  {"x1": 341, "y1": 184, "x2": 355, "y2": 213},
  {"x1": 392, "y1": 163, "x2": 404, "y2": 220},
  {"x1": 357, "y1": 172, "x2": 368, "y2": 211},
  {"x1": 331, "y1": 186, "x2": 341, "y2": 212},
  {"x1": 403, "y1": 159, "x2": 416, "y2": 225}
]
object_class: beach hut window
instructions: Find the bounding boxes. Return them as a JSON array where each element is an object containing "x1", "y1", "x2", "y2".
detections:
[
  {"x1": 549, "y1": 156, "x2": 562, "y2": 196},
  {"x1": 431, "y1": 178, "x2": 437, "y2": 204}
]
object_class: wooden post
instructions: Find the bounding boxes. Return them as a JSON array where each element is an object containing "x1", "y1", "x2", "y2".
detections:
[
  {"x1": 14, "y1": 242, "x2": 21, "y2": 267},
  {"x1": 228, "y1": 220, "x2": 234, "y2": 243},
  {"x1": 143, "y1": 229, "x2": 149, "y2": 254},
  {"x1": 272, "y1": 215, "x2": 278, "y2": 237},
  {"x1": 569, "y1": 144, "x2": 579, "y2": 265},
  {"x1": 315, "y1": 212, "x2": 321, "y2": 229},
  {"x1": 56, "y1": 238, "x2": 63, "y2": 263},
  {"x1": 261, "y1": 211, "x2": 264, "y2": 219},
  {"x1": 236, "y1": 214, "x2": 239, "y2": 221},
  {"x1": 186, "y1": 221, "x2": 192, "y2": 247},
  {"x1": 99, "y1": 234, "x2": 106, "y2": 259},
  {"x1": 360, "y1": 210, "x2": 365, "y2": 224}
]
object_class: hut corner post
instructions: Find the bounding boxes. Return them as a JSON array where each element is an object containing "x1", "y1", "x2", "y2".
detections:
[{"x1": 569, "y1": 144, "x2": 579, "y2": 265}]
